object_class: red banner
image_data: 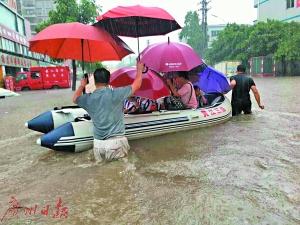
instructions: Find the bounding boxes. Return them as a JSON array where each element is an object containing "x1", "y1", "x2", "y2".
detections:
[{"x1": 297, "y1": 0, "x2": 300, "y2": 8}]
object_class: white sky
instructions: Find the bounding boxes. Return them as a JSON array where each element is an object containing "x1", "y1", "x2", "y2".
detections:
[{"x1": 96, "y1": 0, "x2": 257, "y2": 65}]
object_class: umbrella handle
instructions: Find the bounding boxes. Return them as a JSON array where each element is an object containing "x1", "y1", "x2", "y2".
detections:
[
  {"x1": 82, "y1": 73, "x2": 89, "y2": 94},
  {"x1": 142, "y1": 66, "x2": 148, "y2": 74}
]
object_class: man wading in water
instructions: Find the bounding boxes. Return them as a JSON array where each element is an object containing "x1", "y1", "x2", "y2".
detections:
[
  {"x1": 230, "y1": 64, "x2": 264, "y2": 116},
  {"x1": 73, "y1": 62, "x2": 144, "y2": 161}
]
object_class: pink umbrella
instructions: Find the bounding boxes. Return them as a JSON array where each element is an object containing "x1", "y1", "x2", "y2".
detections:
[
  {"x1": 110, "y1": 67, "x2": 170, "y2": 100},
  {"x1": 140, "y1": 40, "x2": 203, "y2": 72}
]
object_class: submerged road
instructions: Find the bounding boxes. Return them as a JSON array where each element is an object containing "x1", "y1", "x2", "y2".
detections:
[{"x1": 0, "y1": 77, "x2": 299, "y2": 225}]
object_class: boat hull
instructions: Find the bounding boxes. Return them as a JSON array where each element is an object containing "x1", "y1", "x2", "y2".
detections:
[
  {"x1": 25, "y1": 106, "x2": 87, "y2": 133},
  {"x1": 37, "y1": 97, "x2": 232, "y2": 152}
]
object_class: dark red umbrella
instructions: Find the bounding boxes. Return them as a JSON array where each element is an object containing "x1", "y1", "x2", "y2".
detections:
[
  {"x1": 110, "y1": 67, "x2": 170, "y2": 100},
  {"x1": 30, "y1": 22, "x2": 133, "y2": 63},
  {"x1": 95, "y1": 5, "x2": 181, "y2": 53},
  {"x1": 140, "y1": 40, "x2": 203, "y2": 72}
]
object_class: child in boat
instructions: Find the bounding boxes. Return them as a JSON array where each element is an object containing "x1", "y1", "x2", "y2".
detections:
[{"x1": 194, "y1": 85, "x2": 208, "y2": 108}]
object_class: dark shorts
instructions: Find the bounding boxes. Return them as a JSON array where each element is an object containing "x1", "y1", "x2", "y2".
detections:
[{"x1": 231, "y1": 100, "x2": 252, "y2": 116}]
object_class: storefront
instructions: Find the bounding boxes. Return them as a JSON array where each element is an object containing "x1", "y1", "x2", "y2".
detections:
[{"x1": 0, "y1": 1, "x2": 53, "y2": 87}]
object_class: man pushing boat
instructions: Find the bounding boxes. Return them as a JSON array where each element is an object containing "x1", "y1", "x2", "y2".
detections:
[{"x1": 73, "y1": 62, "x2": 144, "y2": 162}]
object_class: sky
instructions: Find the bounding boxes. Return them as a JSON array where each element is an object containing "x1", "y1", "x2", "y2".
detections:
[{"x1": 96, "y1": 0, "x2": 257, "y2": 65}]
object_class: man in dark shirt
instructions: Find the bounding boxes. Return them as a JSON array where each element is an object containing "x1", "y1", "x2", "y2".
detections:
[{"x1": 230, "y1": 64, "x2": 264, "y2": 116}]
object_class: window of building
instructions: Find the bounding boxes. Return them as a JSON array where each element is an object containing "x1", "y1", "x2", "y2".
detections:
[
  {"x1": 17, "y1": 16, "x2": 25, "y2": 36},
  {"x1": 287, "y1": 0, "x2": 295, "y2": 9},
  {"x1": 2, "y1": 38, "x2": 16, "y2": 52},
  {"x1": 0, "y1": 4, "x2": 17, "y2": 31},
  {"x1": 23, "y1": 46, "x2": 28, "y2": 56},
  {"x1": 211, "y1": 30, "x2": 220, "y2": 37}
]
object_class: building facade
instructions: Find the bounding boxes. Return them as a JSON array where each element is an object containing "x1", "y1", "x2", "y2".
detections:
[
  {"x1": 207, "y1": 24, "x2": 226, "y2": 47},
  {"x1": 254, "y1": 0, "x2": 300, "y2": 22},
  {"x1": 0, "y1": 0, "x2": 52, "y2": 86},
  {"x1": 16, "y1": 0, "x2": 54, "y2": 35}
]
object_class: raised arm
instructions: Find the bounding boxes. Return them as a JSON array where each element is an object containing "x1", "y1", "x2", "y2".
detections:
[
  {"x1": 131, "y1": 61, "x2": 144, "y2": 95},
  {"x1": 251, "y1": 85, "x2": 264, "y2": 109},
  {"x1": 73, "y1": 78, "x2": 87, "y2": 104}
]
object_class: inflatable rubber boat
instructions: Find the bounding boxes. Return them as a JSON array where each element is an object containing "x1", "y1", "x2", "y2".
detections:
[
  {"x1": 37, "y1": 95, "x2": 232, "y2": 152},
  {"x1": 25, "y1": 106, "x2": 87, "y2": 133}
]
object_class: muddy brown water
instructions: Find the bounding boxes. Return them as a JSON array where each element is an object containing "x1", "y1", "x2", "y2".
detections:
[{"x1": 0, "y1": 77, "x2": 299, "y2": 225}]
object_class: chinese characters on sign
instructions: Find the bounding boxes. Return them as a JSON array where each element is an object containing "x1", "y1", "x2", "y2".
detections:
[
  {"x1": 0, "y1": 53, "x2": 32, "y2": 68},
  {"x1": 0, "y1": 24, "x2": 28, "y2": 46},
  {"x1": 200, "y1": 106, "x2": 226, "y2": 117},
  {"x1": 0, "y1": 196, "x2": 69, "y2": 223}
]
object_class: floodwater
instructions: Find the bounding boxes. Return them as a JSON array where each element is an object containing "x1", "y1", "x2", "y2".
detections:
[{"x1": 0, "y1": 77, "x2": 299, "y2": 225}]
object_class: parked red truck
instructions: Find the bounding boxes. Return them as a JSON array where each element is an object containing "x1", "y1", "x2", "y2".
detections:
[{"x1": 14, "y1": 66, "x2": 71, "y2": 91}]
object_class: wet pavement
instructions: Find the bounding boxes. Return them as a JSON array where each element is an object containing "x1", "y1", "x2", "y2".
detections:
[{"x1": 0, "y1": 77, "x2": 299, "y2": 225}]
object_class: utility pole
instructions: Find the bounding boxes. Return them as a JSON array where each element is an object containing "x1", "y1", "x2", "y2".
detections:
[{"x1": 200, "y1": 0, "x2": 210, "y2": 52}]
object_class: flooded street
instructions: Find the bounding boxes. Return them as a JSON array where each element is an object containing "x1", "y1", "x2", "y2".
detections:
[{"x1": 0, "y1": 77, "x2": 299, "y2": 225}]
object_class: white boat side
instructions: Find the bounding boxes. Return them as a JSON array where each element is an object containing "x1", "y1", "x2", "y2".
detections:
[{"x1": 38, "y1": 96, "x2": 232, "y2": 152}]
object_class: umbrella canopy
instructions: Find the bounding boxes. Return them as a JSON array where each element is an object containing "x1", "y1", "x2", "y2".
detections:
[
  {"x1": 195, "y1": 66, "x2": 231, "y2": 94},
  {"x1": 95, "y1": 5, "x2": 181, "y2": 37},
  {"x1": 30, "y1": 22, "x2": 133, "y2": 62},
  {"x1": 110, "y1": 67, "x2": 170, "y2": 100},
  {"x1": 140, "y1": 41, "x2": 203, "y2": 72}
]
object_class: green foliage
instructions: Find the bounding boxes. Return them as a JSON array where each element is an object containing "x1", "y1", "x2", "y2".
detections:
[
  {"x1": 82, "y1": 62, "x2": 105, "y2": 73},
  {"x1": 275, "y1": 22, "x2": 300, "y2": 61},
  {"x1": 78, "y1": 0, "x2": 101, "y2": 24},
  {"x1": 35, "y1": 0, "x2": 99, "y2": 33},
  {"x1": 179, "y1": 11, "x2": 206, "y2": 57},
  {"x1": 205, "y1": 20, "x2": 300, "y2": 65},
  {"x1": 246, "y1": 20, "x2": 286, "y2": 57},
  {"x1": 35, "y1": 20, "x2": 52, "y2": 33},
  {"x1": 206, "y1": 23, "x2": 252, "y2": 65}
]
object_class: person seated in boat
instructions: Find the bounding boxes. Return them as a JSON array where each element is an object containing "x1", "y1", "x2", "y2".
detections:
[
  {"x1": 194, "y1": 85, "x2": 208, "y2": 108},
  {"x1": 166, "y1": 71, "x2": 198, "y2": 109},
  {"x1": 73, "y1": 61, "x2": 144, "y2": 162},
  {"x1": 123, "y1": 96, "x2": 140, "y2": 114}
]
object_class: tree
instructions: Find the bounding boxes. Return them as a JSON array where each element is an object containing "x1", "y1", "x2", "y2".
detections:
[
  {"x1": 205, "y1": 23, "x2": 252, "y2": 65},
  {"x1": 35, "y1": 0, "x2": 100, "y2": 90},
  {"x1": 246, "y1": 20, "x2": 286, "y2": 57},
  {"x1": 179, "y1": 11, "x2": 206, "y2": 58},
  {"x1": 205, "y1": 20, "x2": 300, "y2": 68},
  {"x1": 275, "y1": 21, "x2": 300, "y2": 61}
]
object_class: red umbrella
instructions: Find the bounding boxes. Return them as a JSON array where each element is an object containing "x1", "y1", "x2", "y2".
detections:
[
  {"x1": 30, "y1": 22, "x2": 133, "y2": 63},
  {"x1": 140, "y1": 40, "x2": 203, "y2": 73},
  {"x1": 110, "y1": 67, "x2": 170, "y2": 100},
  {"x1": 95, "y1": 5, "x2": 181, "y2": 53}
]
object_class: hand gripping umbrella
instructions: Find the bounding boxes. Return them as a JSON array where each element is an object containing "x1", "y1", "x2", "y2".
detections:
[{"x1": 95, "y1": 5, "x2": 181, "y2": 54}]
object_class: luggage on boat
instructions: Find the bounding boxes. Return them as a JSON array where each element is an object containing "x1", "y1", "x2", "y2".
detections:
[{"x1": 164, "y1": 96, "x2": 186, "y2": 110}]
